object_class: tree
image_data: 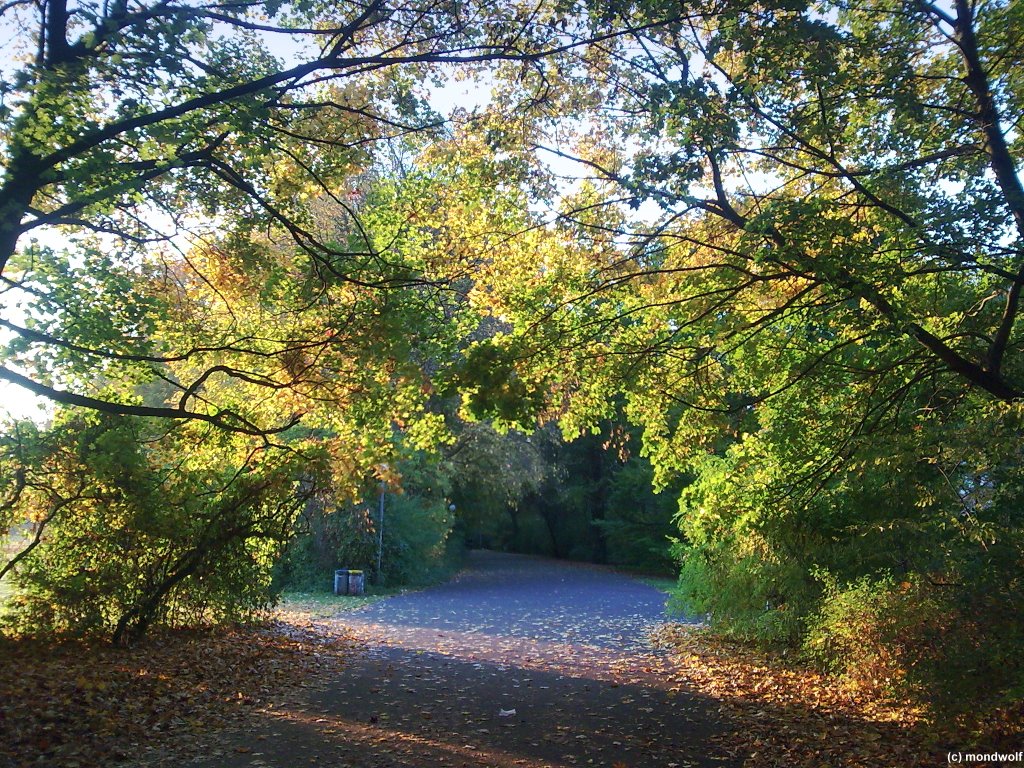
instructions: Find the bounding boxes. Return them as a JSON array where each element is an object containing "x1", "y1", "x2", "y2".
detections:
[
  {"x1": 0, "y1": 0, "x2": 536, "y2": 641},
  {"x1": 462, "y1": 0, "x2": 1024, "y2": 713},
  {"x1": 0, "y1": 0, "x2": 591, "y2": 433},
  {"x1": 478, "y1": 0, "x2": 1023, "y2": 425},
  {"x1": 1, "y1": 408, "x2": 328, "y2": 645},
  {"x1": 446, "y1": 421, "x2": 555, "y2": 550},
  {"x1": 470, "y1": 0, "x2": 1024, "y2": 563}
]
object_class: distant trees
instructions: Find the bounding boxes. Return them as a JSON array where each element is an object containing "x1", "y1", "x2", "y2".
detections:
[
  {"x1": 445, "y1": 419, "x2": 678, "y2": 573},
  {"x1": 277, "y1": 447, "x2": 460, "y2": 590}
]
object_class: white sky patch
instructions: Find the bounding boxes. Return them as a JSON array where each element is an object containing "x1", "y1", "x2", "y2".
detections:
[
  {"x1": 0, "y1": 288, "x2": 51, "y2": 423},
  {"x1": 428, "y1": 68, "x2": 494, "y2": 114}
]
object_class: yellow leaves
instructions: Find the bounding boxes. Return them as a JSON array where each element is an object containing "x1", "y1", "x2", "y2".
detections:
[
  {"x1": 73, "y1": 674, "x2": 109, "y2": 694},
  {"x1": 573, "y1": 127, "x2": 625, "y2": 177}
]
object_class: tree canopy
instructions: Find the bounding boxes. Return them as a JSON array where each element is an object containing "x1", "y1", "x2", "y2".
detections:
[
  {"x1": 0, "y1": 0, "x2": 584, "y2": 432},
  {"x1": 1, "y1": 0, "x2": 1022, "y2": 729},
  {"x1": 432, "y1": 0, "x2": 1024, "y2": 714}
]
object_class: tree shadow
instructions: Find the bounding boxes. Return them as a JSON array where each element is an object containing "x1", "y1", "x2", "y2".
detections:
[
  {"x1": 191, "y1": 640, "x2": 741, "y2": 768},
  {"x1": 175, "y1": 630, "x2": 952, "y2": 768}
]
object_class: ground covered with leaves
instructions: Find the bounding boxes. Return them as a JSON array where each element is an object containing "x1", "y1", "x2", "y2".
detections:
[
  {"x1": 653, "y1": 624, "x2": 1023, "y2": 768},
  {"x1": 3, "y1": 563, "x2": 1020, "y2": 768},
  {"x1": 0, "y1": 618, "x2": 354, "y2": 768}
]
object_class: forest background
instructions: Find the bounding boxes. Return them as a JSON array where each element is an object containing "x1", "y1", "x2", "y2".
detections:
[{"x1": 0, "y1": 0, "x2": 1021, "y2": 738}]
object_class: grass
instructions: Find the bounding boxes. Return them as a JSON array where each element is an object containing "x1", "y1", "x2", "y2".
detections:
[
  {"x1": 277, "y1": 585, "x2": 407, "y2": 621},
  {"x1": 638, "y1": 575, "x2": 678, "y2": 594}
]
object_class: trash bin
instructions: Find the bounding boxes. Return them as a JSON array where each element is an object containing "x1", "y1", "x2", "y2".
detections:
[
  {"x1": 347, "y1": 569, "x2": 365, "y2": 596},
  {"x1": 333, "y1": 569, "x2": 349, "y2": 595}
]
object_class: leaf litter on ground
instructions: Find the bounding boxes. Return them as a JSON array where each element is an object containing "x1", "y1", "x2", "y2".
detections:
[
  {"x1": 0, "y1": 617, "x2": 354, "y2": 768},
  {"x1": 4, "y1": 584, "x2": 1020, "y2": 768},
  {"x1": 651, "y1": 623, "x2": 1023, "y2": 768}
]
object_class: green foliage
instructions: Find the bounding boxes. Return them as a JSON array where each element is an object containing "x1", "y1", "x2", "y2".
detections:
[
  {"x1": 273, "y1": 501, "x2": 377, "y2": 592},
  {"x1": 1, "y1": 411, "x2": 325, "y2": 645},
  {"x1": 0, "y1": 0, "x2": 573, "y2": 434},
  {"x1": 448, "y1": 417, "x2": 677, "y2": 573},
  {"x1": 0, "y1": 4, "x2": 553, "y2": 640},
  {"x1": 600, "y1": 452, "x2": 679, "y2": 573},
  {"x1": 277, "y1": 447, "x2": 461, "y2": 591},
  {"x1": 452, "y1": 337, "x2": 550, "y2": 431},
  {"x1": 802, "y1": 573, "x2": 921, "y2": 694},
  {"x1": 804, "y1": 571, "x2": 1024, "y2": 714},
  {"x1": 379, "y1": 489, "x2": 461, "y2": 586},
  {"x1": 666, "y1": 394, "x2": 1024, "y2": 710},
  {"x1": 445, "y1": 0, "x2": 1024, "y2": 726}
]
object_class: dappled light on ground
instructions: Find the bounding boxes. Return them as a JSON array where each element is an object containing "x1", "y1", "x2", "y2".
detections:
[
  {"x1": 169, "y1": 552, "x2": 734, "y2": 768},
  {"x1": 340, "y1": 619, "x2": 674, "y2": 685},
  {"x1": 3, "y1": 553, "x2": 1003, "y2": 768}
]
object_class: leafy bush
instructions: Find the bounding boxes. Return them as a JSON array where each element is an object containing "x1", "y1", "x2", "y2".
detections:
[
  {"x1": 804, "y1": 570, "x2": 1024, "y2": 717},
  {"x1": 670, "y1": 396, "x2": 1024, "y2": 723},
  {"x1": 803, "y1": 574, "x2": 918, "y2": 695},
  {"x1": 378, "y1": 490, "x2": 461, "y2": 585},
  {"x1": 672, "y1": 536, "x2": 810, "y2": 645},
  {"x1": 274, "y1": 502, "x2": 377, "y2": 591},
  {"x1": 1, "y1": 411, "x2": 324, "y2": 645}
]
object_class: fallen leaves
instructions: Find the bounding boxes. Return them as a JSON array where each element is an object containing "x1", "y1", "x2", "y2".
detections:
[
  {"x1": 0, "y1": 620, "x2": 354, "y2": 767},
  {"x1": 651, "y1": 623, "x2": 1023, "y2": 768},
  {"x1": 10, "y1": 554, "x2": 1013, "y2": 768}
]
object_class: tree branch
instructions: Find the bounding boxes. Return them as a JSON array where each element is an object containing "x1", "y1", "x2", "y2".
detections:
[{"x1": 0, "y1": 365, "x2": 302, "y2": 436}]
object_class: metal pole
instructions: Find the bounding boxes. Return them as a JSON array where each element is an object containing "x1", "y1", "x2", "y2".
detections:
[{"x1": 376, "y1": 483, "x2": 385, "y2": 581}]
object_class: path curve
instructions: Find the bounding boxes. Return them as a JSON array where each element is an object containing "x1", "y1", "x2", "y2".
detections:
[{"x1": 190, "y1": 551, "x2": 738, "y2": 768}]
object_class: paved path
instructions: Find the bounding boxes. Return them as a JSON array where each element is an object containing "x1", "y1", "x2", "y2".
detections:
[{"x1": 190, "y1": 551, "x2": 738, "y2": 768}]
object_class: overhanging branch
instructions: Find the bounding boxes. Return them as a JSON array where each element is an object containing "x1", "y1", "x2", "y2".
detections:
[{"x1": 0, "y1": 365, "x2": 302, "y2": 436}]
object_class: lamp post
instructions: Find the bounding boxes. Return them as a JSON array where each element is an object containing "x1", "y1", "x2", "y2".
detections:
[{"x1": 376, "y1": 479, "x2": 385, "y2": 582}]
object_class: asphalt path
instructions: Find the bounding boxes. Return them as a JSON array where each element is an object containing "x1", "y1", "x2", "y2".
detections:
[{"x1": 186, "y1": 551, "x2": 739, "y2": 768}]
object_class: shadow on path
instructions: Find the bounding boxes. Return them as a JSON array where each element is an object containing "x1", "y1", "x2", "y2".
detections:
[{"x1": 174, "y1": 551, "x2": 744, "y2": 768}]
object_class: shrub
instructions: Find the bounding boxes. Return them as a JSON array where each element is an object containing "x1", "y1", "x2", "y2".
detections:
[
  {"x1": 277, "y1": 448, "x2": 461, "y2": 590},
  {"x1": 1, "y1": 412, "x2": 323, "y2": 645},
  {"x1": 804, "y1": 570, "x2": 1024, "y2": 718},
  {"x1": 803, "y1": 573, "x2": 917, "y2": 695}
]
